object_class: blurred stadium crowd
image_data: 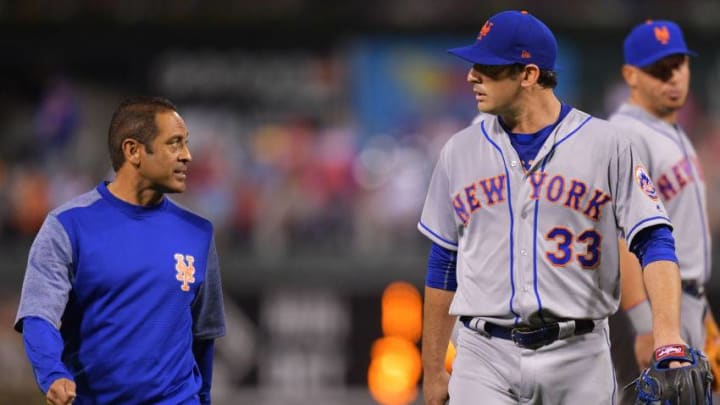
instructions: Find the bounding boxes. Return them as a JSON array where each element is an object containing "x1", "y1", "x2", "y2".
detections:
[{"x1": 0, "y1": 1, "x2": 719, "y2": 404}]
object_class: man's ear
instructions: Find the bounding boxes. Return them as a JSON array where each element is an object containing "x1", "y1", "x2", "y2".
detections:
[
  {"x1": 521, "y1": 64, "x2": 540, "y2": 87},
  {"x1": 121, "y1": 138, "x2": 142, "y2": 166},
  {"x1": 622, "y1": 65, "x2": 638, "y2": 87}
]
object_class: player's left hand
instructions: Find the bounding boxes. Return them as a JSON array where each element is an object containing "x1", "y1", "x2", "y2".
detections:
[
  {"x1": 652, "y1": 334, "x2": 688, "y2": 369},
  {"x1": 634, "y1": 344, "x2": 713, "y2": 404}
]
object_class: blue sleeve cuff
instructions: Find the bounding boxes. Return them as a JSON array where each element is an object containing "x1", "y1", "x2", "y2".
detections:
[
  {"x1": 629, "y1": 225, "x2": 678, "y2": 268},
  {"x1": 426, "y1": 242, "x2": 457, "y2": 291},
  {"x1": 22, "y1": 316, "x2": 73, "y2": 394},
  {"x1": 193, "y1": 338, "x2": 215, "y2": 404}
]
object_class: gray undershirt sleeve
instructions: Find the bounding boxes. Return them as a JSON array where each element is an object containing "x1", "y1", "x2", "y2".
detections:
[{"x1": 15, "y1": 215, "x2": 73, "y2": 332}]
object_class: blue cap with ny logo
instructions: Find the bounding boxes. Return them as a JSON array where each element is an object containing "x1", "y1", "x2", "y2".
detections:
[
  {"x1": 448, "y1": 10, "x2": 558, "y2": 70},
  {"x1": 624, "y1": 20, "x2": 697, "y2": 67}
]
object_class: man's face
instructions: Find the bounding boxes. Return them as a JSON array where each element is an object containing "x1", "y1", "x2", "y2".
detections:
[
  {"x1": 139, "y1": 110, "x2": 192, "y2": 194},
  {"x1": 466, "y1": 64, "x2": 524, "y2": 115},
  {"x1": 633, "y1": 54, "x2": 690, "y2": 116}
]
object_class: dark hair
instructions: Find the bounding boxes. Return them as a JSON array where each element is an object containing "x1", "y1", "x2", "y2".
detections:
[
  {"x1": 475, "y1": 63, "x2": 558, "y2": 89},
  {"x1": 107, "y1": 96, "x2": 178, "y2": 171},
  {"x1": 536, "y1": 69, "x2": 558, "y2": 89},
  {"x1": 507, "y1": 64, "x2": 558, "y2": 89}
]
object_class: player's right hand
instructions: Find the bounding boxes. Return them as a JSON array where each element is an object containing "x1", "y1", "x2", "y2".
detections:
[
  {"x1": 423, "y1": 370, "x2": 450, "y2": 405},
  {"x1": 46, "y1": 378, "x2": 76, "y2": 405},
  {"x1": 634, "y1": 332, "x2": 654, "y2": 370}
]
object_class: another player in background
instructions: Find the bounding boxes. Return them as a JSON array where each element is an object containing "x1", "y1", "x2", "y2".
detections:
[
  {"x1": 607, "y1": 20, "x2": 712, "y2": 403},
  {"x1": 15, "y1": 96, "x2": 226, "y2": 405},
  {"x1": 419, "y1": 10, "x2": 688, "y2": 404}
]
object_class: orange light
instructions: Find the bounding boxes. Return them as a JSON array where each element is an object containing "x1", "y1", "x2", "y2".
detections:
[
  {"x1": 445, "y1": 341, "x2": 456, "y2": 373},
  {"x1": 368, "y1": 336, "x2": 422, "y2": 405},
  {"x1": 381, "y1": 282, "x2": 422, "y2": 343}
]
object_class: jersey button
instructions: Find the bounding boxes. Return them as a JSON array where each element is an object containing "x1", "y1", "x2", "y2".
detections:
[
  {"x1": 510, "y1": 160, "x2": 518, "y2": 167},
  {"x1": 520, "y1": 249, "x2": 527, "y2": 255}
]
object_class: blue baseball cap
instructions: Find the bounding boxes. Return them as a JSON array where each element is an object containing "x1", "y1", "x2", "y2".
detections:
[
  {"x1": 448, "y1": 10, "x2": 558, "y2": 70},
  {"x1": 624, "y1": 20, "x2": 697, "y2": 67}
]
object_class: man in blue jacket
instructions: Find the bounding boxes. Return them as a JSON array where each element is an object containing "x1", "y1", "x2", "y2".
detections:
[{"x1": 15, "y1": 96, "x2": 226, "y2": 405}]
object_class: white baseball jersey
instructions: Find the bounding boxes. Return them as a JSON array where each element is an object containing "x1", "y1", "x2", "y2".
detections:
[
  {"x1": 418, "y1": 108, "x2": 671, "y2": 327},
  {"x1": 609, "y1": 103, "x2": 711, "y2": 284}
]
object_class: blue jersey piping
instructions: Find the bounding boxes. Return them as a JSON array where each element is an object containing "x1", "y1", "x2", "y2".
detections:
[
  {"x1": 626, "y1": 216, "x2": 671, "y2": 243},
  {"x1": 418, "y1": 221, "x2": 459, "y2": 248},
  {"x1": 481, "y1": 121, "x2": 520, "y2": 323}
]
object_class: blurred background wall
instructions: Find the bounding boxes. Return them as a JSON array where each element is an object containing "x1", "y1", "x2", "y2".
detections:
[{"x1": 0, "y1": 1, "x2": 719, "y2": 404}]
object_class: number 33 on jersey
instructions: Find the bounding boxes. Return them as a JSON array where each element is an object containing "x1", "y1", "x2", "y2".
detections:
[{"x1": 418, "y1": 109, "x2": 670, "y2": 323}]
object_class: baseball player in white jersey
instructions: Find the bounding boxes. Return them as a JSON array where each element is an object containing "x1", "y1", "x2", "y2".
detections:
[
  {"x1": 419, "y1": 11, "x2": 689, "y2": 405},
  {"x1": 606, "y1": 20, "x2": 713, "y2": 404}
]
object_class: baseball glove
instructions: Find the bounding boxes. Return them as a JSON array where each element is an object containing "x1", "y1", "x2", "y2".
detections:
[{"x1": 634, "y1": 344, "x2": 713, "y2": 404}]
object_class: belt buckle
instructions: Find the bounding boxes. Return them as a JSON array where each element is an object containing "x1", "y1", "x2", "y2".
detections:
[
  {"x1": 511, "y1": 326, "x2": 542, "y2": 349},
  {"x1": 511, "y1": 324, "x2": 558, "y2": 350}
]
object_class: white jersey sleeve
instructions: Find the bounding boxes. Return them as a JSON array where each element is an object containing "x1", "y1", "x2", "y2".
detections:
[
  {"x1": 611, "y1": 135, "x2": 671, "y2": 245},
  {"x1": 418, "y1": 143, "x2": 459, "y2": 251}
]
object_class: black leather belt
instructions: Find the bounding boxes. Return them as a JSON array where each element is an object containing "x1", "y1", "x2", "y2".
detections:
[
  {"x1": 459, "y1": 316, "x2": 595, "y2": 350},
  {"x1": 682, "y1": 280, "x2": 705, "y2": 298}
]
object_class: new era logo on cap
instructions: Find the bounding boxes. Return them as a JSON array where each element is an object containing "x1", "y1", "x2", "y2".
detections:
[
  {"x1": 624, "y1": 19, "x2": 697, "y2": 67},
  {"x1": 448, "y1": 10, "x2": 558, "y2": 70}
]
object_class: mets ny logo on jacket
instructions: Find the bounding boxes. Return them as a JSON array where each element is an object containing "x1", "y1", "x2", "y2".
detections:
[{"x1": 175, "y1": 254, "x2": 196, "y2": 292}]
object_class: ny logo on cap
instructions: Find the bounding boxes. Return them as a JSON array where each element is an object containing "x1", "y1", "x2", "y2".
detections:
[
  {"x1": 654, "y1": 26, "x2": 670, "y2": 45},
  {"x1": 174, "y1": 253, "x2": 196, "y2": 292},
  {"x1": 477, "y1": 21, "x2": 494, "y2": 40}
]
